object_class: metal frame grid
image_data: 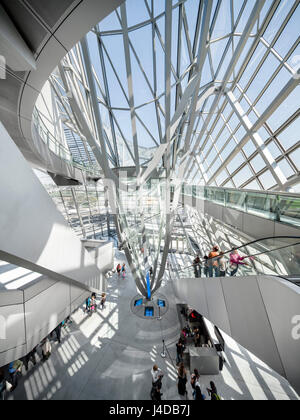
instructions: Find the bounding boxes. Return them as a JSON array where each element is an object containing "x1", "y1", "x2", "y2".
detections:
[{"x1": 35, "y1": 0, "x2": 300, "y2": 297}]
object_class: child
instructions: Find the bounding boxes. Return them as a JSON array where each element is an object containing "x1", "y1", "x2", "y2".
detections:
[
  {"x1": 121, "y1": 263, "x2": 126, "y2": 278},
  {"x1": 116, "y1": 264, "x2": 122, "y2": 277},
  {"x1": 100, "y1": 293, "x2": 106, "y2": 310}
]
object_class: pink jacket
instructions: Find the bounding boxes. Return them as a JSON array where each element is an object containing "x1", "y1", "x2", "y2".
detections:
[{"x1": 230, "y1": 253, "x2": 246, "y2": 266}]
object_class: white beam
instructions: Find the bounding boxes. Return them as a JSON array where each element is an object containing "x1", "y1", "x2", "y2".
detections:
[{"x1": 0, "y1": 4, "x2": 36, "y2": 71}]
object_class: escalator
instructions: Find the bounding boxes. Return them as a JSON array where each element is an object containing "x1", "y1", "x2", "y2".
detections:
[{"x1": 169, "y1": 236, "x2": 300, "y2": 396}]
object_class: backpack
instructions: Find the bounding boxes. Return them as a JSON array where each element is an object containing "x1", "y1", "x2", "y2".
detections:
[{"x1": 212, "y1": 392, "x2": 221, "y2": 401}]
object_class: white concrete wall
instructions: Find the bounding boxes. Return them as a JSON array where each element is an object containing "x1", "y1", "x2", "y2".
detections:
[
  {"x1": 182, "y1": 194, "x2": 300, "y2": 239},
  {"x1": 0, "y1": 277, "x2": 90, "y2": 367},
  {"x1": 0, "y1": 122, "x2": 103, "y2": 293},
  {"x1": 173, "y1": 274, "x2": 300, "y2": 395}
]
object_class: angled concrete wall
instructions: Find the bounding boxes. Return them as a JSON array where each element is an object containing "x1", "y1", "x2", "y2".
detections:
[
  {"x1": 173, "y1": 274, "x2": 300, "y2": 396},
  {"x1": 0, "y1": 276, "x2": 90, "y2": 367},
  {"x1": 0, "y1": 122, "x2": 103, "y2": 293}
]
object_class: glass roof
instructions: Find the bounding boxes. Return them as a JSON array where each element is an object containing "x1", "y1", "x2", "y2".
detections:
[{"x1": 36, "y1": 0, "x2": 300, "y2": 192}]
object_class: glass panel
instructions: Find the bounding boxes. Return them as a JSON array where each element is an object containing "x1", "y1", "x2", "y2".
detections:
[
  {"x1": 225, "y1": 190, "x2": 245, "y2": 211},
  {"x1": 246, "y1": 192, "x2": 277, "y2": 221},
  {"x1": 279, "y1": 196, "x2": 300, "y2": 227}
]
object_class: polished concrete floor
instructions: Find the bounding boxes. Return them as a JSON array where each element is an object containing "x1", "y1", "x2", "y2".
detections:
[{"x1": 7, "y1": 250, "x2": 300, "y2": 400}]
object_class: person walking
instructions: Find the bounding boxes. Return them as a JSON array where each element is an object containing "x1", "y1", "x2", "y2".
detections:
[
  {"x1": 207, "y1": 381, "x2": 221, "y2": 400},
  {"x1": 121, "y1": 263, "x2": 126, "y2": 279},
  {"x1": 177, "y1": 363, "x2": 188, "y2": 398}
]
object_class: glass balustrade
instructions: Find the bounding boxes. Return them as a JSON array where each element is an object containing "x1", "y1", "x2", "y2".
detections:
[
  {"x1": 32, "y1": 108, "x2": 100, "y2": 176},
  {"x1": 182, "y1": 185, "x2": 300, "y2": 228}
]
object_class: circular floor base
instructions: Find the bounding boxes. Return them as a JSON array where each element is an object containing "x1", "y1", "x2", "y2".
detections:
[{"x1": 130, "y1": 293, "x2": 169, "y2": 319}]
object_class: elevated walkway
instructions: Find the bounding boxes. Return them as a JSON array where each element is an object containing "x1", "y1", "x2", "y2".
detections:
[
  {"x1": 182, "y1": 186, "x2": 300, "y2": 240},
  {"x1": 0, "y1": 0, "x2": 122, "y2": 181}
]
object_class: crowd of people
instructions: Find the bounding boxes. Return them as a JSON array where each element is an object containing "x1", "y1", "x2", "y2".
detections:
[
  {"x1": 151, "y1": 363, "x2": 221, "y2": 401},
  {"x1": 85, "y1": 292, "x2": 107, "y2": 315},
  {"x1": 0, "y1": 291, "x2": 107, "y2": 400},
  {"x1": 193, "y1": 245, "x2": 254, "y2": 278},
  {"x1": 0, "y1": 317, "x2": 72, "y2": 399}
]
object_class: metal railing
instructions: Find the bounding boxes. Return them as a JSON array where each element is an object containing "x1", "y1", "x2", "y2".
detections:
[{"x1": 32, "y1": 108, "x2": 101, "y2": 177}]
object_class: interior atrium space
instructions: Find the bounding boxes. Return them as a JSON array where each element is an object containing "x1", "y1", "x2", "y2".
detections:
[{"x1": 0, "y1": 0, "x2": 300, "y2": 404}]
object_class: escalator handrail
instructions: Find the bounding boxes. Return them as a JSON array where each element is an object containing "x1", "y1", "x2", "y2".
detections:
[{"x1": 174, "y1": 235, "x2": 300, "y2": 273}]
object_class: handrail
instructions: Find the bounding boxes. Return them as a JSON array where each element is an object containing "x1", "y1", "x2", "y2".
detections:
[
  {"x1": 182, "y1": 184, "x2": 300, "y2": 199},
  {"x1": 181, "y1": 184, "x2": 300, "y2": 228},
  {"x1": 32, "y1": 108, "x2": 101, "y2": 177},
  {"x1": 174, "y1": 235, "x2": 300, "y2": 273}
]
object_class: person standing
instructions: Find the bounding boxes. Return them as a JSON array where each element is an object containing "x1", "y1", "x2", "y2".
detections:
[
  {"x1": 55, "y1": 324, "x2": 62, "y2": 344},
  {"x1": 193, "y1": 255, "x2": 201, "y2": 278},
  {"x1": 100, "y1": 293, "x2": 106, "y2": 310},
  {"x1": 195, "y1": 380, "x2": 206, "y2": 400},
  {"x1": 190, "y1": 369, "x2": 200, "y2": 400},
  {"x1": 218, "y1": 252, "x2": 227, "y2": 277},
  {"x1": 207, "y1": 381, "x2": 221, "y2": 400},
  {"x1": 116, "y1": 263, "x2": 122, "y2": 277},
  {"x1": 8, "y1": 360, "x2": 23, "y2": 391},
  {"x1": 41, "y1": 338, "x2": 52, "y2": 361},
  {"x1": 208, "y1": 246, "x2": 220, "y2": 277},
  {"x1": 177, "y1": 363, "x2": 187, "y2": 398},
  {"x1": 85, "y1": 295, "x2": 91, "y2": 313},
  {"x1": 203, "y1": 256, "x2": 209, "y2": 277},
  {"x1": 176, "y1": 339, "x2": 185, "y2": 365},
  {"x1": 151, "y1": 365, "x2": 164, "y2": 400},
  {"x1": 121, "y1": 263, "x2": 126, "y2": 279},
  {"x1": 230, "y1": 249, "x2": 249, "y2": 276},
  {"x1": 23, "y1": 347, "x2": 37, "y2": 371},
  {"x1": 0, "y1": 369, "x2": 6, "y2": 400}
]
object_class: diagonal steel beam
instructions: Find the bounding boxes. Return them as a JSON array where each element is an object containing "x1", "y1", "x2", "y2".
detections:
[{"x1": 120, "y1": 3, "x2": 140, "y2": 175}]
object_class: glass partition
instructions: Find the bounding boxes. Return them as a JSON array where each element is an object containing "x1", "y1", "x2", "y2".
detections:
[{"x1": 182, "y1": 186, "x2": 300, "y2": 228}]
